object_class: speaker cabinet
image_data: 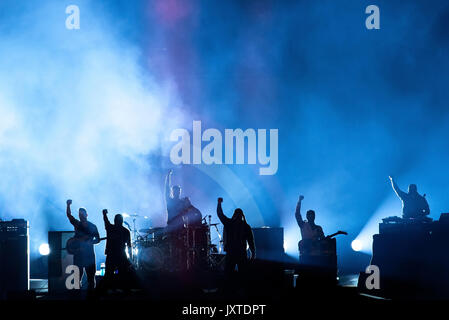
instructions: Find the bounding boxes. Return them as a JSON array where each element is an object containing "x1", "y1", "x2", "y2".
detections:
[
  {"x1": 0, "y1": 219, "x2": 30, "y2": 298},
  {"x1": 251, "y1": 227, "x2": 284, "y2": 261}
]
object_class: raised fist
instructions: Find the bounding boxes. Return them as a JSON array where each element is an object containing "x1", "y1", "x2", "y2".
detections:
[
  {"x1": 102, "y1": 209, "x2": 108, "y2": 215},
  {"x1": 299, "y1": 195, "x2": 304, "y2": 201},
  {"x1": 389, "y1": 176, "x2": 393, "y2": 181},
  {"x1": 168, "y1": 169, "x2": 173, "y2": 175},
  {"x1": 66, "y1": 199, "x2": 72, "y2": 206},
  {"x1": 218, "y1": 197, "x2": 223, "y2": 203}
]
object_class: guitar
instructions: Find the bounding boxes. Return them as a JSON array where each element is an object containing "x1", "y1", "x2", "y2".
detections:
[
  {"x1": 298, "y1": 230, "x2": 348, "y2": 255},
  {"x1": 324, "y1": 230, "x2": 348, "y2": 239},
  {"x1": 65, "y1": 236, "x2": 107, "y2": 255}
]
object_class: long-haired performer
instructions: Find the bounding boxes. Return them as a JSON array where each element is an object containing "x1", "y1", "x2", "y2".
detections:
[{"x1": 216, "y1": 197, "x2": 255, "y2": 276}]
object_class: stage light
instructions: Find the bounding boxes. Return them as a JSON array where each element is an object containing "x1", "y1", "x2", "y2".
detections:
[
  {"x1": 354, "y1": 196, "x2": 401, "y2": 254},
  {"x1": 351, "y1": 239, "x2": 363, "y2": 252},
  {"x1": 283, "y1": 225, "x2": 300, "y2": 258},
  {"x1": 39, "y1": 243, "x2": 50, "y2": 256}
]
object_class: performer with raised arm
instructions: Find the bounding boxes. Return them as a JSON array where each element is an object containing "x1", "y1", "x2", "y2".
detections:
[
  {"x1": 295, "y1": 195, "x2": 346, "y2": 284},
  {"x1": 102, "y1": 209, "x2": 133, "y2": 290},
  {"x1": 216, "y1": 197, "x2": 255, "y2": 276},
  {"x1": 164, "y1": 169, "x2": 187, "y2": 231},
  {"x1": 389, "y1": 176, "x2": 430, "y2": 219},
  {"x1": 66, "y1": 199, "x2": 100, "y2": 291},
  {"x1": 295, "y1": 195, "x2": 325, "y2": 255}
]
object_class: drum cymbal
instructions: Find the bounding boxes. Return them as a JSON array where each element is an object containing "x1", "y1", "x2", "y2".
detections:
[
  {"x1": 123, "y1": 213, "x2": 151, "y2": 219},
  {"x1": 139, "y1": 227, "x2": 165, "y2": 234}
]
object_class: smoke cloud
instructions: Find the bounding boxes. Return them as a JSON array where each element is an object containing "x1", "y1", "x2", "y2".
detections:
[{"x1": 0, "y1": 1, "x2": 185, "y2": 254}]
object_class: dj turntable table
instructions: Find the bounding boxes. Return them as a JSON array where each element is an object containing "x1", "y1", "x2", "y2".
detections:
[{"x1": 361, "y1": 215, "x2": 449, "y2": 298}]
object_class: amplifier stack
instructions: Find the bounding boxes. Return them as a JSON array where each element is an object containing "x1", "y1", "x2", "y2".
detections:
[{"x1": 0, "y1": 219, "x2": 30, "y2": 298}]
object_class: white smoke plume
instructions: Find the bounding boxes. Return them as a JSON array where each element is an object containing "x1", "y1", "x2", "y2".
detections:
[{"x1": 0, "y1": 1, "x2": 184, "y2": 250}]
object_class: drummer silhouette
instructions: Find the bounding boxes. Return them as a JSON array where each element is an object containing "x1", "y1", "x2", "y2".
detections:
[{"x1": 164, "y1": 169, "x2": 186, "y2": 231}]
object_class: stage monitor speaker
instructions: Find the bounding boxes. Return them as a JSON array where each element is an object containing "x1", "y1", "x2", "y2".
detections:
[
  {"x1": 48, "y1": 231, "x2": 75, "y2": 293},
  {"x1": 0, "y1": 219, "x2": 30, "y2": 298},
  {"x1": 251, "y1": 227, "x2": 284, "y2": 261}
]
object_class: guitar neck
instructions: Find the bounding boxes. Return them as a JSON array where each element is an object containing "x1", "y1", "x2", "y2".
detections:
[{"x1": 326, "y1": 231, "x2": 346, "y2": 239}]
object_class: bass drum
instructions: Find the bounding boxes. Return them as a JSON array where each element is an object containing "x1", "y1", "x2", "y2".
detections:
[
  {"x1": 137, "y1": 246, "x2": 165, "y2": 271},
  {"x1": 184, "y1": 223, "x2": 211, "y2": 270}
]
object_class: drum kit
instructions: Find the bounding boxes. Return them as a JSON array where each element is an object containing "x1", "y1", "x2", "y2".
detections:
[{"x1": 127, "y1": 214, "x2": 221, "y2": 272}]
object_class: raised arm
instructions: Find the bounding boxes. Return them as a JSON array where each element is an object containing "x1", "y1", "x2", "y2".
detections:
[
  {"x1": 389, "y1": 176, "x2": 406, "y2": 199},
  {"x1": 295, "y1": 195, "x2": 305, "y2": 228},
  {"x1": 217, "y1": 197, "x2": 231, "y2": 225},
  {"x1": 66, "y1": 199, "x2": 77, "y2": 226},
  {"x1": 102, "y1": 209, "x2": 112, "y2": 230}
]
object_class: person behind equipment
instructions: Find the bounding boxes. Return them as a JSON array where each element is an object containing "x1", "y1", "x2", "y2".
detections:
[
  {"x1": 295, "y1": 195, "x2": 325, "y2": 242},
  {"x1": 295, "y1": 195, "x2": 325, "y2": 256},
  {"x1": 66, "y1": 199, "x2": 100, "y2": 291},
  {"x1": 164, "y1": 169, "x2": 186, "y2": 231},
  {"x1": 180, "y1": 197, "x2": 202, "y2": 227},
  {"x1": 216, "y1": 197, "x2": 255, "y2": 275},
  {"x1": 389, "y1": 176, "x2": 430, "y2": 219}
]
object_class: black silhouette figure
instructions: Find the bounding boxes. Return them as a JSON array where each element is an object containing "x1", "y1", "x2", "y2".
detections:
[
  {"x1": 389, "y1": 176, "x2": 430, "y2": 219},
  {"x1": 66, "y1": 199, "x2": 100, "y2": 291},
  {"x1": 101, "y1": 209, "x2": 133, "y2": 291},
  {"x1": 295, "y1": 195, "x2": 340, "y2": 284},
  {"x1": 295, "y1": 195, "x2": 325, "y2": 256},
  {"x1": 165, "y1": 169, "x2": 186, "y2": 231},
  {"x1": 216, "y1": 197, "x2": 255, "y2": 276}
]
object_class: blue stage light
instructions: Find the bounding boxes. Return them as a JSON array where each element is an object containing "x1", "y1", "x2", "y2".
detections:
[
  {"x1": 39, "y1": 243, "x2": 50, "y2": 256},
  {"x1": 351, "y1": 239, "x2": 363, "y2": 252}
]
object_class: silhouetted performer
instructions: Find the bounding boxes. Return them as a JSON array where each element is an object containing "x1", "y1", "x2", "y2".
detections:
[
  {"x1": 389, "y1": 176, "x2": 430, "y2": 219},
  {"x1": 216, "y1": 197, "x2": 255, "y2": 275},
  {"x1": 180, "y1": 197, "x2": 202, "y2": 227},
  {"x1": 165, "y1": 169, "x2": 186, "y2": 231},
  {"x1": 295, "y1": 195, "x2": 325, "y2": 255},
  {"x1": 102, "y1": 209, "x2": 133, "y2": 289},
  {"x1": 66, "y1": 199, "x2": 100, "y2": 291},
  {"x1": 164, "y1": 169, "x2": 191, "y2": 269}
]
